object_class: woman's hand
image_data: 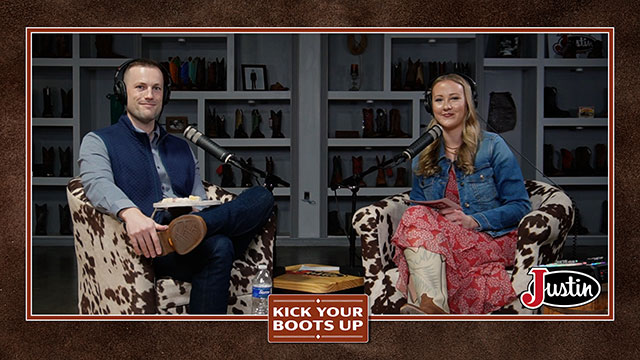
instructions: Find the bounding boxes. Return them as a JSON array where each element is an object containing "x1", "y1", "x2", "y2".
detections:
[{"x1": 440, "y1": 208, "x2": 479, "y2": 230}]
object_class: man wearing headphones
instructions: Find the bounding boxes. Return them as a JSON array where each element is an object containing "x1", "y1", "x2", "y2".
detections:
[{"x1": 78, "y1": 58, "x2": 274, "y2": 314}]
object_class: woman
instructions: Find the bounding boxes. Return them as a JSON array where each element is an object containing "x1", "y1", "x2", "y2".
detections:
[{"x1": 391, "y1": 73, "x2": 531, "y2": 314}]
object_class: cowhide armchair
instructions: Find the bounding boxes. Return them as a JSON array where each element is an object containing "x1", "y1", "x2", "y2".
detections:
[
  {"x1": 67, "y1": 177, "x2": 277, "y2": 315},
  {"x1": 353, "y1": 180, "x2": 574, "y2": 315}
]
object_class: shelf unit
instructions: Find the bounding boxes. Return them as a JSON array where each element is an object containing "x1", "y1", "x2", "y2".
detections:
[{"x1": 30, "y1": 31, "x2": 610, "y2": 249}]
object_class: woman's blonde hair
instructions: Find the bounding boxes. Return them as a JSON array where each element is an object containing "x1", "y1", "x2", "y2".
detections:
[{"x1": 416, "y1": 73, "x2": 482, "y2": 177}]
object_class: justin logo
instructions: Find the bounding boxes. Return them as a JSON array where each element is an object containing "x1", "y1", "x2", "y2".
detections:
[{"x1": 520, "y1": 268, "x2": 601, "y2": 310}]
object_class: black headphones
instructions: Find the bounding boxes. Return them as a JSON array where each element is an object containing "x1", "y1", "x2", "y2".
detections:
[
  {"x1": 113, "y1": 58, "x2": 172, "y2": 107},
  {"x1": 424, "y1": 73, "x2": 477, "y2": 116}
]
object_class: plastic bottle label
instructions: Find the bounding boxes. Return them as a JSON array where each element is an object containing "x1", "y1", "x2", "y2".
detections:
[{"x1": 252, "y1": 286, "x2": 272, "y2": 299}]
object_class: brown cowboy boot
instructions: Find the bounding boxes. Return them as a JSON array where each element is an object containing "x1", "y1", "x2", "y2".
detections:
[
  {"x1": 389, "y1": 108, "x2": 410, "y2": 138},
  {"x1": 352, "y1": 156, "x2": 366, "y2": 187},
  {"x1": 394, "y1": 167, "x2": 408, "y2": 187},
  {"x1": 234, "y1": 109, "x2": 248, "y2": 138},
  {"x1": 205, "y1": 106, "x2": 217, "y2": 138},
  {"x1": 251, "y1": 109, "x2": 265, "y2": 138},
  {"x1": 375, "y1": 155, "x2": 387, "y2": 187},
  {"x1": 330, "y1": 155, "x2": 343, "y2": 188},
  {"x1": 270, "y1": 110, "x2": 285, "y2": 138},
  {"x1": 375, "y1": 109, "x2": 388, "y2": 137},
  {"x1": 362, "y1": 108, "x2": 376, "y2": 138},
  {"x1": 157, "y1": 215, "x2": 207, "y2": 256}
]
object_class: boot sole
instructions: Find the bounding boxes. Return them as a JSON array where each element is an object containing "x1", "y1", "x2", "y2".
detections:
[{"x1": 159, "y1": 215, "x2": 207, "y2": 256}]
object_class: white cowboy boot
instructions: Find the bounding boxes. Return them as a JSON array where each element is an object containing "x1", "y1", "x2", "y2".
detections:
[{"x1": 401, "y1": 247, "x2": 450, "y2": 314}]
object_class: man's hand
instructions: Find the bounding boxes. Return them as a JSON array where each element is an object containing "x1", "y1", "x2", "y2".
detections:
[
  {"x1": 119, "y1": 207, "x2": 168, "y2": 258},
  {"x1": 439, "y1": 208, "x2": 479, "y2": 230}
]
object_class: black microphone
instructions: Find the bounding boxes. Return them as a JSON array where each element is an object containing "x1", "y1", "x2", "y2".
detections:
[
  {"x1": 183, "y1": 126, "x2": 238, "y2": 164},
  {"x1": 399, "y1": 124, "x2": 443, "y2": 160}
]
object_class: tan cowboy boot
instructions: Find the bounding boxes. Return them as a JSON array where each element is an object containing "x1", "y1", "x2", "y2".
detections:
[{"x1": 400, "y1": 247, "x2": 450, "y2": 314}]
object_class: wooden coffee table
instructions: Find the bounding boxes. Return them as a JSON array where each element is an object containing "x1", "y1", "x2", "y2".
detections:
[{"x1": 273, "y1": 264, "x2": 364, "y2": 294}]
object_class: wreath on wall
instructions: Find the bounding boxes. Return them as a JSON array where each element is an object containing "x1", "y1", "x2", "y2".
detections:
[{"x1": 347, "y1": 34, "x2": 368, "y2": 55}]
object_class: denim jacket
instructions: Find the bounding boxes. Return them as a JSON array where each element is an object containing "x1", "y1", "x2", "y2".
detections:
[{"x1": 409, "y1": 131, "x2": 531, "y2": 237}]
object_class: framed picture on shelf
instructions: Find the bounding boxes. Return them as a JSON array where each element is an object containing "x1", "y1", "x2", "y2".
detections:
[
  {"x1": 242, "y1": 64, "x2": 267, "y2": 91},
  {"x1": 165, "y1": 116, "x2": 188, "y2": 133}
]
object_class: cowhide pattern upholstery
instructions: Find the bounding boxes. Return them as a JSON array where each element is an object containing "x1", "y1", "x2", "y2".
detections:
[
  {"x1": 67, "y1": 178, "x2": 276, "y2": 315},
  {"x1": 352, "y1": 180, "x2": 574, "y2": 315}
]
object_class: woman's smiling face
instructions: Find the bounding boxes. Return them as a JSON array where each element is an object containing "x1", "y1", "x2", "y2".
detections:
[{"x1": 432, "y1": 79, "x2": 468, "y2": 131}]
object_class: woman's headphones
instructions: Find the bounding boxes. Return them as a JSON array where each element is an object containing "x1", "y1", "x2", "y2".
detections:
[
  {"x1": 113, "y1": 58, "x2": 172, "y2": 107},
  {"x1": 424, "y1": 73, "x2": 477, "y2": 116}
]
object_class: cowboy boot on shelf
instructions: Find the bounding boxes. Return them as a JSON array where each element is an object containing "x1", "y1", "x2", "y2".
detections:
[
  {"x1": 60, "y1": 89, "x2": 72, "y2": 118},
  {"x1": 392, "y1": 60, "x2": 403, "y2": 91},
  {"x1": 389, "y1": 109, "x2": 410, "y2": 138},
  {"x1": 595, "y1": 143, "x2": 607, "y2": 176},
  {"x1": 352, "y1": 156, "x2": 367, "y2": 187},
  {"x1": 59, "y1": 204, "x2": 72, "y2": 235},
  {"x1": 575, "y1": 146, "x2": 593, "y2": 176},
  {"x1": 42, "y1": 87, "x2": 54, "y2": 117},
  {"x1": 375, "y1": 155, "x2": 387, "y2": 187},
  {"x1": 196, "y1": 57, "x2": 206, "y2": 90},
  {"x1": 42, "y1": 147, "x2": 55, "y2": 177},
  {"x1": 394, "y1": 167, "x2": 408, "y2": 187},
  {"x1": 544, "y1": 87, "x2": 571, "y2": 118},
  {"x1": 404, "y1": 58, "x2": 416, "y2": 91},
  {"x1": 270, "y1": 110, "x2": 285, "y2": 138},
  {"x1": 217, "y1": 164, "x2": 235, "y2": 187},
  {"x1": 216, "y1": 114, "x2": 230, "y2": 138},
  {"x1": 569, "y1": 207, "x2": 589, "y2": 235},
  {"x1": 330, "y1": 155, "x2": 343, "y2": 188},
  {"x1": 415, "y1": 60, "x2": 425, "y2": 90},
  {"x1": 544, "y1": 144, "x2": 562, "y2": 176},
  {"x1": 180, "y1": 60, "x2": 191, "y2": 90},
  {"x1": 58, "y1": 147, "x2": 72, "y2": 177},
  {"x1": 240, "y1": 157, "x2": 254, "y2": 187},
  {"x1": 400, "y1": 247, "x2": 450, "y2": 314},
  {"x1": 234, "y1": 109, "x2": 248, "y2": 138},
  {"x1": 188, "y1": 57, "x2": 198, "y2": 90},
  {"x1": 169, "y1": 56, "x2": 181, "y2": 90},
  {"x1": 95, "y1": 34, "x2": 125, "y2": 58},
  {"x1": 362, "y1": 108, "x2": 376, "y2": 138},
  {"x1": 328, "y1": 210, "x2": 346, "y2": 236},
  {"x1": 205, "y1": 106, "x2": 217, "y2": 138},
  {"x1": 250, "y1": 109, "x2": 265, "y2": 138},
  {"x1": 375, "y1": 109, "x2": 388, "y2": 137},
  {"x1": 560, "y1": 148, "x2": 574, "y2": 176},
  {"x1": 35, "y1": 204, "x2": 48, "y2": 236},
  {"x1": 216, "y1": 57, "x2": 226, "y2": 90},
  {"x1": 266, "y1": 156, "x2": 275, "y2": 179},
  {"x1": 206, "y1": 60, "x2": 217, "y2": 90},
  {"x1": 428, "y1": 61, "x2": 438, "y2": 85}
]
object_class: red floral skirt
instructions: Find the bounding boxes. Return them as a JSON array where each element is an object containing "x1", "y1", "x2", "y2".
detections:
[{"x1": 391, "y1": 205, "x2": 518, "y2": 314}]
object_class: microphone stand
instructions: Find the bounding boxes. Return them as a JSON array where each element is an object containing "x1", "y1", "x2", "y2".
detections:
[
  {"x1": 222, "y1": 157, "x2": 289, "y2": 277},
  {"x1": 332, "y1": 154, "x2": 408, "y2": 277}
]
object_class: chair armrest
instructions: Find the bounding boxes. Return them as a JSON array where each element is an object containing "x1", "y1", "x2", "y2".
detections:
[
  {"x1": 67, "y1": 177, "x2": 156, "y2": 314},
  {"x1": 353, "y1": 192, "x2": 410, "y2": 276}
]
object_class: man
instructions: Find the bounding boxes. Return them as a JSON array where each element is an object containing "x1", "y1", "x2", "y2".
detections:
[{"x1": 78, "y1": 58, "x2": 274, "y2": 314}]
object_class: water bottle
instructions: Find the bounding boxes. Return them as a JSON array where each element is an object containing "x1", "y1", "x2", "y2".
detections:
[{"x1": 251, "y1": 264, "x2": 272, "y2": 315}]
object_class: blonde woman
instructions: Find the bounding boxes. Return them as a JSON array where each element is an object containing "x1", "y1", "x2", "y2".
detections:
[{"x1": 392, "y1": 74, "x2": 531, "y2": 314}]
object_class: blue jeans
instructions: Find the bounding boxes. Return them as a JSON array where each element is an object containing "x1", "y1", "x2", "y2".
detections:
[{"x1": 153, "y1": 186, "x2": 274, "y2": 314}]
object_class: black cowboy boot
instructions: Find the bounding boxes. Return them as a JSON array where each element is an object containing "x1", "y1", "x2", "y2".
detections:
[
  {"x1": 240, "y1": 157, "x2": 254, "y2": 187},
  {"x1": 266, "y1": 156, "x2": 275, "y2": 179},
  {"x1": 352, "y1": 156, "x2": 366, "y2": 187},
  {"x1": 575, "y1": 146, "x2": 593, "y2": 176},
  {"x1": 207, "y1": 60, "x2": 217, "y2": 91},
  {"x1": 59, "y1": 146, "x2": 72, "y2": 177},
  {"x1": 389, "y1": 108, "x2": 410, "y2": 138},
  {"x1": 35, "y1": 204, "x2": 48, "y2": 235},
  {"x1": 392, "y1": 60, "x2": 403, "y2": 91},
  {"x1": 250, "y1": 109, "x2": 265, "y2": 138},
  {"x1": 375, "y1": 109, "x2": 388, "y2": 137},
  {"x1": 362, "y1": 108, "x2": 376, "y2": 138},
  {"x1": 216, "y1": 57, "x2": 226, "y2": 90},
  {"x1": 544, "y1": 144, "x2": 561, "y2": 176},
  {"x1": 234, "y1": 109, "x2": 249, "y2": 138},
  {"x1": 330, "y1": 155, "x2": 343, "y2": 188},
  {"x1": 544, "y1": 87, "x2": 570, "y2": 118},
  {"x1": 394, "y1": 167, "x2": 408, "y2": 187},
  {"x1": 328, "y1": 210, "x2": 345, "y2": 236},
  {"x1": 60, "y1": 89, "x2": 72, "y2": 118},
  {"x1": 217, "y1": 164, "x2": 235, "y2": 187},
  {"x1": 59, "y1": 204, "x2": 72, "y2": 235},
  {"x1": 594, "y1": 143, "x2": 607, "y2": 176},
  {"x1": 216, "y1": 114, "x2": 230, "y2": 138},
  {"x1": 42, "y1": 147, "x2": 55, "y2": 177},
  {"x1": 376, "y1": 156, "x2": 387, "y2": 187},
  {"x1": 561, "y1": 148, "x2": 574, "y2": 176},
  {"x1": 415, "y1": 60, "x2": 425, "y2": 90},
  {"x1": 42, "y1": 87, "x2": 54, "y2": 117},
  {"x1": 196, "y1": 57, "x2": 206, "y2": 90},
  {"x1": 270, "y1": 110, "x2": 285, "y2": 138},
  {"x1": 205, "y1": 106, "x2": 217, "y2": 138}
]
